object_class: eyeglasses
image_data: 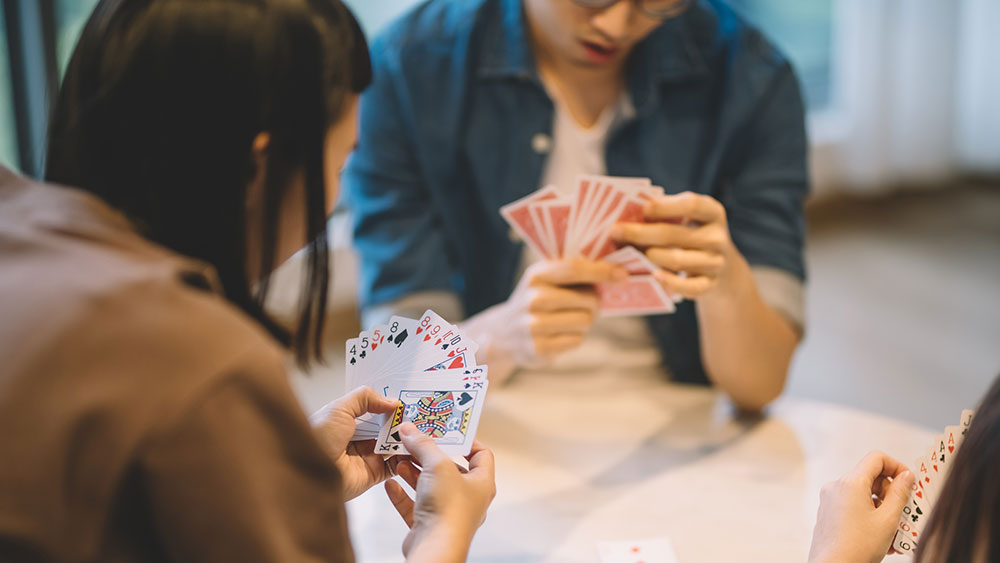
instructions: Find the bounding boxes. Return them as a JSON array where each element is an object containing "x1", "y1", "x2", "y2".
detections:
[{"x1": 570, "y1": 0, "x2": 693, "y2": 21}]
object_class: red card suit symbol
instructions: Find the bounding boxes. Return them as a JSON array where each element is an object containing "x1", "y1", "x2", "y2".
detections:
[
  {"x1": 435, "y1": 338, "x2": 442, "y2": 346},
  {"x1": 916, "y1": 490, "x2": 923, "y2": 499},
  {"x1": 948, "y1": 445, "x2": 954, "y2": 453},
  {"x1": 372, "y1": 341, "x2": 378, "y2": 350},
  {"x1": 424, "y1": 333, "x2": 432, "y2": 342},
  {"x1": 912, "y1": 531, "x2": 918, "y2": 538},
  {"x1": 631, "y1": 547, "x2": 640, "y2": 553},
  {"x1": 416, "y1": 326, "x2": 423, "y2": 335},
  {"x1": 448, "y1": 356, "x2": 465, "y2": 369},
  {"x1": 448, "y1": 350, "x2": 456, "y2": 357}
]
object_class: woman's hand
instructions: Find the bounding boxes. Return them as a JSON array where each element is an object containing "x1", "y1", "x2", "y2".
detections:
[
  {"x1": 310, "y1": 386, "x2": 402, "y2": 501},
  {"x1": 384, "y1": 423, "x2": 496, "y2": 563},
  {"x1": 610, "y1": 192, "x2": 737, "y2": 300},
  {"x1": 808, "y1": 451, "x2": 915, "y2": 563}
]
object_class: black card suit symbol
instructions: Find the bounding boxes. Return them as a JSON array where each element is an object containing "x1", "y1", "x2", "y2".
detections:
[
  {"x1": 916, "y1": 507, "x2": 923, "y2": 515},
  {"x1": 350, "y1": 357, "x2": 356, "y2": 365},
  {"x1": 441, "y1": 343, "x2": 449, "y2": 350},
  {"x1": 391, "y1": 431, "x2": 401, "y2": 442},
  {"x1": 391, "y1": 445, "x2": 400, "y2": 451},
  {"x1": 458, "y1": 392, "x2": 473, "y2": 406},
  {"x1": 394, "y1": 329, "x2": 408, "y2": 347},
  {"x1": 911, "y1": 514, "x2": 919, "y2": 522},
  {"x1": 360, "y1": 350, "x2": 366, "y2": 359},
  {"x1": 464, "y1": 383, "x2": 471, "y2": 388}
]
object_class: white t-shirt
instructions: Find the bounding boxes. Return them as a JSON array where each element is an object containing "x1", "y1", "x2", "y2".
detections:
[{"x1": 516, "y1": 81, "x2": 664, "y2": 375}]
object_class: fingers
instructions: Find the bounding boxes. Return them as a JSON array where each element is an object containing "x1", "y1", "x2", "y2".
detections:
[
  {"x1": 384, "y1": 480, "x2": 415, "y2": 528},
  {"x1": 643, "y1": 192, "x2": 726, "y2": 224},
  {"x1": 534, "y1": 333, "x2": 584, "y2": 357},
  {"x1": 530, "y1": 310, "x2": 594, "y2": 338},
  {"x1": 878, "y1": 470, "x2": 914, "y2": 517},
  {"x1": 395, "y1": 459, "x2": 421, "y2": 491},
  {"x1": 855, "y1": 451, "x2": 909, "y2": 483},
  {"x1": 465, "y1": 440, "x2": 496, "y2": 483},
  {"x1": 529, "y1": 258, "x2": 628, "y2": 287},
  {"x1": 653, "y1": 269, "x2": 716, "y2": 299},
  {"x1": 333, "y1": 386, "x2": 400, "y2": 419},
  {"x1": 610, "y1": 220, "x2": 729, "y2": 254},
  {"x1": 645, "y1": 247, "x2": 725, "y2": 276},
  {"x1": 528, "y1": 285, "x2": 600, "y2": 314},
  {"x1": 398, "y1": 422, "x2": 451, "y2": 470}
]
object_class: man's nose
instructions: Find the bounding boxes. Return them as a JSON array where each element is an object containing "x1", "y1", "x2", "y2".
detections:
[{"x1": 589, "y1": 1, "x2": 635, "y2": 42}]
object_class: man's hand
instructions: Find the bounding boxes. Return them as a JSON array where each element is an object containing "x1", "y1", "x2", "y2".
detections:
[
  {"x1": 510, "y1": 258, "x2": 627, "y2": 359},
  {"x1": 610, "y1": 192, "x2": 736, "y2": 300},
  {"x1": 310, "y1": 386, "x2": 402, "y2": 501}
]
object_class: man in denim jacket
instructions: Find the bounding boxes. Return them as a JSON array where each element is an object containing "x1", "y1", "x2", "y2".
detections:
[{"x1": 346, "y1": 0, "x2": 807, "y2": 411}]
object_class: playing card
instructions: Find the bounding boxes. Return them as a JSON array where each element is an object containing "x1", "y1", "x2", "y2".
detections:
[
  {"x1": 540, "y1": 200, "x2": 573, "y2": 258},
  {"x1": 587, "y1": 195, "x2": 647, "y2": 260},
  {"x1": 892, "y1": 408, "x2": 975, "y2": 554},
  {"x1": 603, "y1": 246, "x2": 657, "y2": 275},
  {"x1": 596, "y1": 276, "x2": 676, "y2": 316},
  {"x1": 374, "y1": 373, "x2": 489, "y2": 457},
  {"x1": 597, "y1": 538, "x2": 678, "y2": 563},
  {"x1": 346, "y1": 312, "x2": 490, "y2": 445},
  {"x1": 499, "y1": 175, "x2": 682, "y2": 317},
  {"x1": 960, "y1": 409, "x2": 974, "y2": 435},
  {"x1": 500, "y1": 185, "x2": 560, "y2": 257}
]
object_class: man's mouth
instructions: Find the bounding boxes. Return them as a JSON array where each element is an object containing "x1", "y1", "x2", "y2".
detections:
[{"x1": 579, "y1": 39, "x2": 620, "y2": 63}]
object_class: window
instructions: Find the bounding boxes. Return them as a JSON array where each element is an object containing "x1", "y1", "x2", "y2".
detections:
[
  {"x1": 343, "y1": 0, "x2": 422, "y2": 37},
  {"x1": 55, "y1": 0, "x2": 100, "y2": 77},
  {"x1": 727, "y1": 0, "x2": 835, "y2": 111},
  {"x1": 0, "y1": 7, "x2": 19, "y2": 171}
]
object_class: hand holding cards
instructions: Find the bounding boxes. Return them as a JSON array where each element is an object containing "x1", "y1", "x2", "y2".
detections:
[
  {"x1": 501, "y1": 174, "x2": 681, "y2": 316},
  {"x1": 891, "y1": 408, "x2": 975, "y2": 554},
  {"x1": 345, "y1": 310, "x2": 488, "y2": 457}
]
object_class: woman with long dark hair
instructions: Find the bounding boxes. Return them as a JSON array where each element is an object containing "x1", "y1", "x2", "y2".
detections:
[
  {"x1": 0, "y1": 0, "x2": 494, "y2": 560},
  {"x1": 807, "y1": 374, "x2": 1000, "y2": 563}
]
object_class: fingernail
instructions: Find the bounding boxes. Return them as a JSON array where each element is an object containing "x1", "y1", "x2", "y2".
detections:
[
  {"x1": 899, "y1": 470, "x2": 913, "y2": 482},
  {"x1": 608, "y1": 224, "x2": 623, "y2": 240},
  {"x1": 612, "y1": 267, "x2": 628, "y2": 281},
  {"x1": 399, "y1": 422, "x2": 417, "y2": 436}
]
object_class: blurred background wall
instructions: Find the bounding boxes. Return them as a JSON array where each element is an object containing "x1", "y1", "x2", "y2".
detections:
[{"x1": 2, "y1": 0, "x2": 997, "y2": 428}]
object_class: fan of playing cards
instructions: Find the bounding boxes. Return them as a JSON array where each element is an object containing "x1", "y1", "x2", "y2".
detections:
[
  {"x1": 501, "y1": 174, "x2": 681, "y2": 316},
  {"x1": 345, "y1": 310, "x2": 488, "y2": 457},
  {"x1": 892, "y1": 408, "x2": 976, "y2": 554}
]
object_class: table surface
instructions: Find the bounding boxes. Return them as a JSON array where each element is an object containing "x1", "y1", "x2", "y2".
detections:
[{"x1": 345, "y1": 367, "x2": 935, "y2": 563}]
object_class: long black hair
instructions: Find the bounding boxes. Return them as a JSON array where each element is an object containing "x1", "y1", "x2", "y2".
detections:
[
  {"x1": 45, "y1": 0, "x2": 371, "y2": 366},
  {"x1": 915, "y1": 373, "x2": 1000, "y2": 563}
]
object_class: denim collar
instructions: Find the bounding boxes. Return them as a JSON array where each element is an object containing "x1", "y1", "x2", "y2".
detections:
[{"x1": 478, "y1": 0, "x2": 710, "y2": 114}]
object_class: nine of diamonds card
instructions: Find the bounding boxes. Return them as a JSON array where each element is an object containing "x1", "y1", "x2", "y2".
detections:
[{"x1": 345, "y1": 309, "x2": 489, "y2": 457}]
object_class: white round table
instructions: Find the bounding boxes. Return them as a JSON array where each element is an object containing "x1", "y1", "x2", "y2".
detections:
[{"x1": 345, "y1": 367, "x2": 934, "y2": 562}]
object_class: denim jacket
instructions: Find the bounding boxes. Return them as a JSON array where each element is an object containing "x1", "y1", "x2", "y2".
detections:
[{"x1": 345, "y1": 0, "x2": 809, "y2": 385}]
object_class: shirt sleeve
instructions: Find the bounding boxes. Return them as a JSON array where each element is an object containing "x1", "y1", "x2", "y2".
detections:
[
  {"x1": 344, "y1": 37, "x2": 457, "y2": 310},
  {"x1": 723, "y1": 62, "x2": 809, "y2": 284},
  {"x1": 750, "y1": 265, "x2": 805, "y2": 334},
  {"x1": 138, "y1": 353, "x2": 353, "y2": 563}
]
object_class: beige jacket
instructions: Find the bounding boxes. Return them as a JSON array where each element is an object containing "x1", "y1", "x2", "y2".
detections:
[{"x1": 0, "y1": 167, "x2": 353, "y2": 562}]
